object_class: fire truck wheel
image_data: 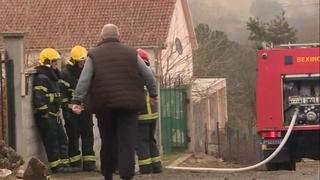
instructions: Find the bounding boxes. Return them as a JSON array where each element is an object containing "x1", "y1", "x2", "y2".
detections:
[
  {"x1": 265, "y1": 163, "x2": 280, "y2": 171},
  {"x1": 279, "y1": 159, "x2": 296, "y2": 171},
  {"x1": 265, "y1": 160, "x2": 296, "y2": 171}
]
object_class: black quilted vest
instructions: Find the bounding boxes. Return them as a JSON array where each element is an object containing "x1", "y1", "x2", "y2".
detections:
[{"x1": 88, "y1": 38, "x2": 144, "y2": 113}]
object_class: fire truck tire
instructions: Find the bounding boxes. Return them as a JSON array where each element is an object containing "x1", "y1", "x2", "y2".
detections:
[
  {"x1": 265, "y1": 163, "x2": 280, "y2": 171},
  {"x1": 265, "y1": 160, "x2": 296, "y2": 171},
  {"x1": 280, "y1": 159, "x2": 296, "y2": 171},
  {"x1": 265, "y1": 150, "x2": 296, "y2": 171}
]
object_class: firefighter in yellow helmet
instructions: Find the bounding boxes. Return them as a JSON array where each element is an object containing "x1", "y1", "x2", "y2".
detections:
[
  {"x1": 136, "y1": 48, "x2": 162, "y2": 174},
  {"x1": 59, "y1": 45, "x2": 96, "y2": 171},
  {"x1": 33, "y1": 48, "x2": 77, "y2": 173}
]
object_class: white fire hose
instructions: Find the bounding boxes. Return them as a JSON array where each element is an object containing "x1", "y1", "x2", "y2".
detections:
[{"x1": 166, "y1": 108, "x2": 299, "y2": 172}]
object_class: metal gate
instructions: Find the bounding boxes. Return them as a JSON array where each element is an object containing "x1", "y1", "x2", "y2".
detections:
[
  {"x1": 0, "y1": 52, "x2": 6, "y2": 141},
  {"x1": 160, "y1": 88, "x2": 188, "y2": 154},
  {"x1": 0, "y1": 52, "x2": 15, "y2": 147}
]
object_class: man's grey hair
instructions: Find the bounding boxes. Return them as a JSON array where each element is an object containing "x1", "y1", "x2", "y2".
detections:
[{"x1": 100, "y1": 24, "x2": 119, "y2": 39}]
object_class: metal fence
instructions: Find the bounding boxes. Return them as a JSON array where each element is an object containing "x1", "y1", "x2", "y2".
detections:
[
  {"x1": 218, "y1": 125, "x2": 261, "y2": 164},
  {"x1": 0, "y1": 52, "x2": 15, "y2": 147},
  {"x1": 193, "y1": 116, "x2": 261, "y2": 164},
  {"x1": 191, "y1": 85, "x2": 260, "y2": 164}
]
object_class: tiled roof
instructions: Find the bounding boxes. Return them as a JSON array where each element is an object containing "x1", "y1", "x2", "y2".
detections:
[{"x1": 0, "y1": 0, "x2": 176, "y2": 49}]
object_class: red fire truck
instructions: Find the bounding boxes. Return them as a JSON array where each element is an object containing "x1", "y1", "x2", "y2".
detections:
[{"x1": 256, "y1": 43, "x2": 320, "y2": 170}]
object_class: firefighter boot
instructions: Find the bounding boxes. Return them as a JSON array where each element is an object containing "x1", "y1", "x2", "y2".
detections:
[
  {"x1": 69, "y1": 156, "x2": 82, "y2": 170},
  {"x1": 52, "y1": 164, "x2": 81, "y2": 173},
  {"x1": 70, "y1": 160, "x2": 82, "y2": 170},
  {"x1": 51, "y1": 166, "x2": 65, "y2": 174},
  {"x1": 152, "y1": 161, "x2": 162, "y2": 173},
  {"x1": 62, "y1": 163, "x2": 82, "y2": 173},
  {"x1": 139, "y1": 165, "x2": 152, "y2": 174},
  {"x1": 83, "y1": 161, "x2": 96, "y2": 171}
]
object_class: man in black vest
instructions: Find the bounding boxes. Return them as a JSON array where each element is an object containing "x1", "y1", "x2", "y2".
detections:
[{"x1": 71, "y1": 24, "x2": 157, "y2": 180}]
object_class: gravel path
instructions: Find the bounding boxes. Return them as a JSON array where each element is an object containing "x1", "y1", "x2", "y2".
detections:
[{"x1": 51, "y1": 160, "x2": 319, "y2": 180}]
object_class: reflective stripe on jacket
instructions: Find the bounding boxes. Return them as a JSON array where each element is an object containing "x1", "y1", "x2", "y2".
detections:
[
  {"x1": 138, "y1": 86, "x2": 158, "y2": 121},
  {"x1": 32, "y1": 66, "x2": 62, "y2": 116}
]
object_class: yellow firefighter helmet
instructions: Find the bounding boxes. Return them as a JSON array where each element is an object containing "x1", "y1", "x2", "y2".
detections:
[
  {"x1": 39, "y1": 48, "x2": 61, "y2": 67},
  {"x1": 67, "y1": 45, "x2": 87, "y2": 65}
]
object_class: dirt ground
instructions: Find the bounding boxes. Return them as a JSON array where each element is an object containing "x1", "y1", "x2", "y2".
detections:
[{"x1": 51, "y1": 154, "x2": 320, "y2": 180}]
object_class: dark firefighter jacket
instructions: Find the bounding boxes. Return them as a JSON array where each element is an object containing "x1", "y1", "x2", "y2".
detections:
[
  {"x1": 138, "y1": 86, "x2": 159, "y2": 121},
  {"x1": 32, "y1": 66, "x2": 62, "y2": 117},
  {"x1": 59, "y1": 64, "x2": 82, "y2": 109}
]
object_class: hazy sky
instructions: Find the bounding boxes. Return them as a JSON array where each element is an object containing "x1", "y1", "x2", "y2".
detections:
[{"x1": 188, "y1": 0, "x2": 319, "y2": 44}]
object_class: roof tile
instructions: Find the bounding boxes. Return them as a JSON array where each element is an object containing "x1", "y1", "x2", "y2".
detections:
[{"x1": 0, "y1": 0, "x2": 176, "y2": 49}]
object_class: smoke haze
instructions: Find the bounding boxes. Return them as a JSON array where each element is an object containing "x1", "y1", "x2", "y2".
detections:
[{"x1": 188, "y1": 0, "x2": 319, "y2": 44}]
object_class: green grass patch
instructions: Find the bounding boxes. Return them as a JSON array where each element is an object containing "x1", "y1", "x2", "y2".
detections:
[{"x1": 162, "y1": 148, "x2": 188, "y2": 166}]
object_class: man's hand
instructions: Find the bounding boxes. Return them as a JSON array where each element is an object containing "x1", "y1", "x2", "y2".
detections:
[
  {"x1": 150, "y1": 96, "x2": 158, "y2": 105},
  {"x1": 72, "y1": 104, "x2": 82, "y2": 114}
]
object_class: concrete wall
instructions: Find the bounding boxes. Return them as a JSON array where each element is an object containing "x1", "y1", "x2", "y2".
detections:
[
  {"x1": 22, "y1": 76, "x2": 47, "y2": 163},
  {"x1": 1, "y1": 33, "x2": 28, "y2": 159}
]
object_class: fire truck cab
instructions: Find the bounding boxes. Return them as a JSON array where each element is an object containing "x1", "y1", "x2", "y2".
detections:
[{"x1": 256, "y1": 43, "x2": 320, "y2": 170}]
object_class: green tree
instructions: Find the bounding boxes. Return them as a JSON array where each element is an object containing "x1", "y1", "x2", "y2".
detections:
[
  {"x1": 194, "y1": 24, "x2": 239, "y2": 77},
  {"x1": 247, "y1": 11, "x2": 297, "y2": 45},
  {"x1": 193, "y1": 24, "x2": 257, "y2": 133},
  {"x1": 247, "y1": 16, "x2": 268, "y2": 42}
]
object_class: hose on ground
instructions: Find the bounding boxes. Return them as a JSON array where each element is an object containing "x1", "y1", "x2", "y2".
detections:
[{"x1": 166, "y1": 108, "x2": 299, "y2": 172}]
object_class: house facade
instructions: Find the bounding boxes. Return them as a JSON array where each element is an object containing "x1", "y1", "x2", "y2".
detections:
[{"x1": 0, "y1": 0, "x2": 198, "y2": 165}]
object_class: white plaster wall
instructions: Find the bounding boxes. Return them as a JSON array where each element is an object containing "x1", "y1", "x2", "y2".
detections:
[{"x1": 160, "y1": 0, "x2": 194, "y2": 86}]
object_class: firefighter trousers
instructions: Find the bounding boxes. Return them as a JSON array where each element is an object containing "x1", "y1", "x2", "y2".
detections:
[
  {"x1": 97, "y1": 109, "x2": 138, "y2": 180},
  {"x1": 136, "y1": 120, "x2": 162, "y2": 173},
  {"x1": 63, "y1": 110, "x2": 95, "y2": 169},
  {"x1": 35, "y1": 114, "x2": 69, "y2": 170}
]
